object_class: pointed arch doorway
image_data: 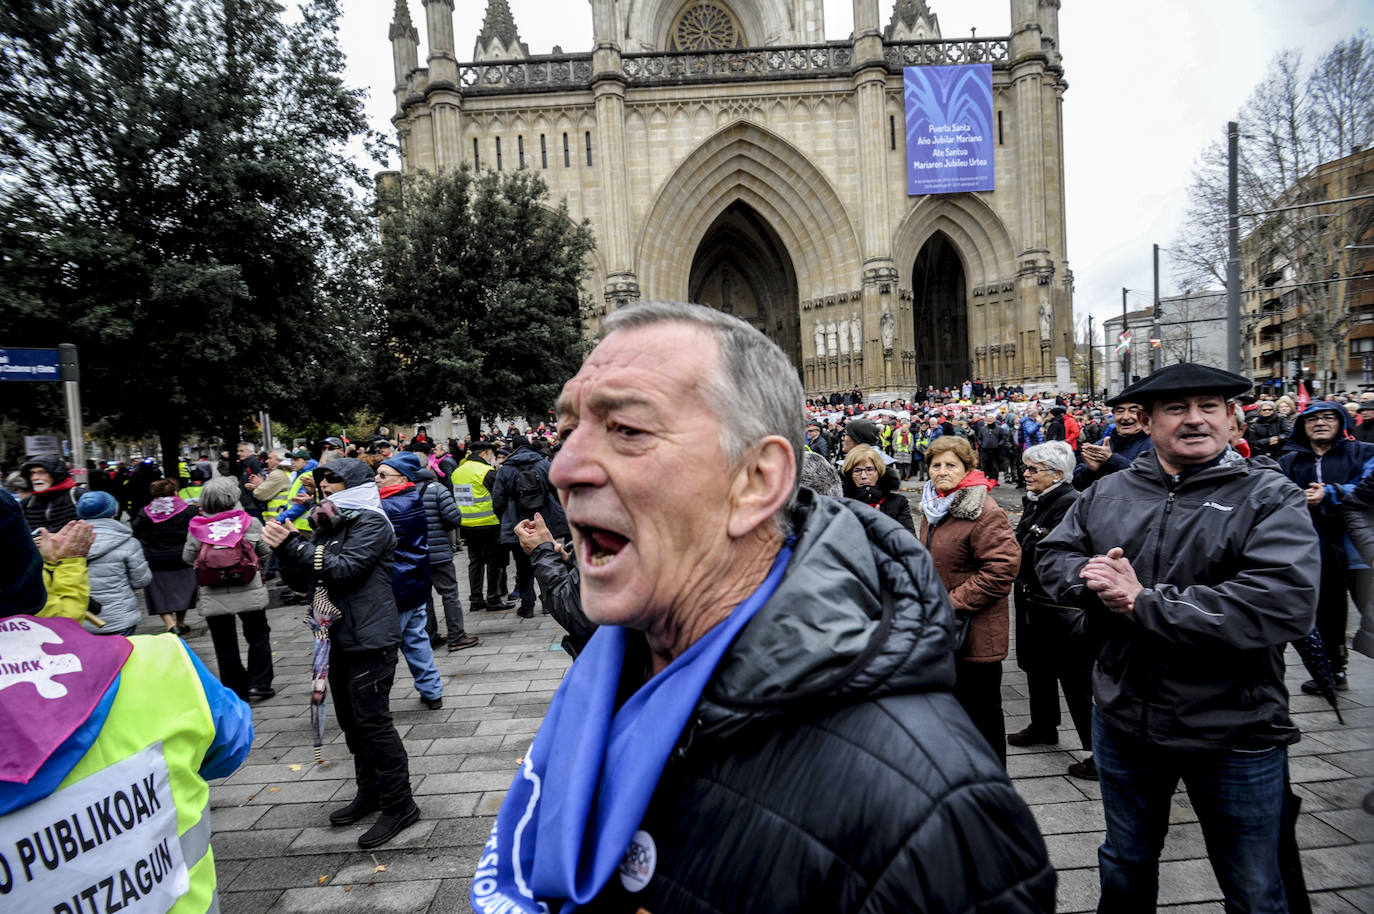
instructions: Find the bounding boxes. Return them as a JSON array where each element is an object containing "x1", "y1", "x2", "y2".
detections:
[
  {"x1": 689, "y1": 200, "x2": 802, "y2": 372},
  {"x1": 911, "y1": 232, "x2": 971, "y2": 389}
]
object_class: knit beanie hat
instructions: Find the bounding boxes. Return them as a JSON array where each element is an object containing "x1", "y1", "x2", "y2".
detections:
[
  {"x1": 76, "y1": 491, "x2": 119, "y2": 519},
  {"x1": 381, "y1": 455, "x2": 420, "y2": 481}
]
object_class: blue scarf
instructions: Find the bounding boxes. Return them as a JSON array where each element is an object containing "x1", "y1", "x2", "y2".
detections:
[{"x1": 472, "y1": 544, "x2": 794, "y2": 913}]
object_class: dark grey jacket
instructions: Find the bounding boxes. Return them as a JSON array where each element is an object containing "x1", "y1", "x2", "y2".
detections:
[
  {"x1": 414, "y1": 470, "x2": 462, "y2": 562},
  {"x1": 586, "y1": 490, "x2": 1055, "y2": 912},
  {"x1": 1037, "y1": 450, "x2": 1319, "y2": 750}
]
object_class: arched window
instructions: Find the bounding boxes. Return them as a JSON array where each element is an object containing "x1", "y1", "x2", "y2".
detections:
[{"x1": 668, "y1": 1, "x2": 745, "y2": 51}]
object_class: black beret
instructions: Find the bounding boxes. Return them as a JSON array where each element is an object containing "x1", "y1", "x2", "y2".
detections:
[{"x1": 1107, "y1": 363, "x2": 1252, "y2": 407}]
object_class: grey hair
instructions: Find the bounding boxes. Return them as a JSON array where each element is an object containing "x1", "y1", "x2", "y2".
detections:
[
  {"x1": 601, "y1": 301, "x2": 804, "y2": 505},
  {"x1": 1022, "y1": 441, "x2": 1076, "y2": 477},
  {"x1": 199, "y1": 476, "x2": 242, "y2": 513},
  {"x1": 799, "y1": 450, "x2": 842, "y2": 498}
]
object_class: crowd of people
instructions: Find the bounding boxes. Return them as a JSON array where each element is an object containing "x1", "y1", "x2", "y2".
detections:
[{"x1": 3, "y1": 300, "x2": 1372, "y2": 912}]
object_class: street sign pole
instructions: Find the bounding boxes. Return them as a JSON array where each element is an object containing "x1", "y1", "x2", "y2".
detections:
[{"x1": 59, "y1": 344, "x2": 85, "y2": 479}]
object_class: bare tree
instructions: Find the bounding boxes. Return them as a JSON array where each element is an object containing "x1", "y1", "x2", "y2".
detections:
[{"x1": 1172, "y1": 32, "x2": 1374, "y2": 388}]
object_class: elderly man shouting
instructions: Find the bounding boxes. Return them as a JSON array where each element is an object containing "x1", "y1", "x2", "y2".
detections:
[{"x1": 472, "y1": 302, "x2": 1054, "y2": 913}]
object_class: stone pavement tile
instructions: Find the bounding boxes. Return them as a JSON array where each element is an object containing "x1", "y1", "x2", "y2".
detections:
[
  {"x1": 416, "y1": 769, "x2": 517, "y2": 795},
  {"x1": 1303, "y1": 843, "x2": 1374, "y2": 891},
  {"x1": 1027, "y1": 799, "x2": 1104, "y2": 835},
  {"x1": 243, "y1": 779, "x2": 350, "y2": 805},
  {"x1": 287, "y1": 819, "x2": 438, "y2": 854},
  {"x1": 513, "y1": 702, "x2": 556, "y2": 718},
  {"x1": 267, "y1": 880, "x2": 440, "y2": 913},
  {"x1": 1323, "y1": 749, "x2": 1374, "y2": 777},
  {"x1": 1310, "y1": 890, "x2": 1366, "y2": 913},
  {"x1": 1041, "y1": 830, "x2": 1100, "y2": 871},
  {"x1": 425, "y1": 734, "x2": 508, "y2": 755},
  {"x1": 474, "y1": 658, "x2": 546, "y2": 673},
  {"x1": 1008, "y1": 775, "x2": 1089, "y2": 805},
  {"x1": 428, "y1": 816, "x2": 496, "y2": 848},
  {"x1": 412, "y1": 792, "x2": 482, "y2": 819},
  {"x1": 209, "y1": 804, "x2": 268, "y2": 832},
  {"x1": 476, "y1": 791, "x2": 506, "y2": 815},
  {"x1": 223, "y1": 852, "x2": 348, "y2": 891},
  {"x1": 215, "y1": 827, "x2": 304, "y2": 860},
  {"x1": 333, "y1": 850, "x2": 476, "y2": 884},
  {"x1": 1006, "y1": 750, "x2": 1080, "y2": 778},
  {"x1": 473, "y1": 716, "x2": 542, "y2": 737},
  {"x1": 451, "y1": 668, "x2": 550, "y2": 685},
  {"x1": 1289, "y1": 755, "x2": 1355, "y2": 783},
  {"x1": 1052, "y1": 866, "x2": 1099, "y2": 913},
  {"x1": 1297, "y1": 812, "x2": 1360, "y2": 848},
  {"x1": 403, "y1": 720, "x2": 481, "y2": 741},
  {"x1": 1336, "y1": 886, "x2": 1374, "y2": 911},
  {"x1": 426, "y1": 877, "x2": 476, "y2": 914},
  {"x1": 464, "y1": 678, "x2": 532, "y2": 694},
  {"x1": 1315, "y1": 808, "x2": 1374, "y2": 843},
  {"x1": 1302, "y1": 726, "x2": 1374, "y2": 754},
  {"x1": 445, "y1": 703, "x2": 514, "y2": 722},
  {"x1": 255, "y1": 802, "x2": 354, "y2": 830},
  {"x1": 1296, "y1": 777, "x2": 1370, "y2": 810},
  {"x1": 490, "y1": 689, "x2": 556, "y2": 706},
  {"x1": 220, "y1": 889, "x2": 284, "y2": 914},
  {"x1": 458, "y1": 752, "x2": 524, "y2": 772},
  {"x1": 1155, "y1": 857, "x2": 1222, "y2": 906}
]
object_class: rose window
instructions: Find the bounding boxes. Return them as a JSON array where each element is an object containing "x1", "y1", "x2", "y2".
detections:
[{"x1": 670, "y1": 3, "x2": 744, "y2": 51}]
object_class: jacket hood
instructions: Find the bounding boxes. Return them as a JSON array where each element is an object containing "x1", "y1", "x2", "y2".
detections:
[
  {"x1": 1287, "y1": 400, "x2": 1354, "y2": 451},
  {"x1": 317, "y1": 457, "x2": 374, "y2": 488},
  {"x1": 21, "y1": 455, "x2": 70, "y2": 485},
  {"x1": 695, "y1": 489, "x2": 957, "y2": 742},
  {"x1": 504, "y1": 447, "x2": 542, "y2": 467},
  {"x1": 87, "y1": 517, "x2": 134, "y2": 560}
]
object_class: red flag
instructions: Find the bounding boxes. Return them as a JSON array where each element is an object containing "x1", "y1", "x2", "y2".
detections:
[{"x1": 1296, "y1": 381, "x2": 1310, "y2": 412}]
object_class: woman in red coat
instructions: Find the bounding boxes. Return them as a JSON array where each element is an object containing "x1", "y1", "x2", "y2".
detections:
[{"x1": 918, "y1": 435, "x2": 1020, "y2": 766}]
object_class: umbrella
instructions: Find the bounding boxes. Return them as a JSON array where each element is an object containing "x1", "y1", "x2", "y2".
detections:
[
  {"x1": 306, "y1": 588, "x2": 342, "y2": 763},
  {"x1": 1290, "y1": 627, "x2": 1343, "y2": 725}
]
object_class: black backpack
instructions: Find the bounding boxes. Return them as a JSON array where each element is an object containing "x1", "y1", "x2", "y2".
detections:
[{"x1": 515, "y1": 464, "x2": 546, "y2": 516}]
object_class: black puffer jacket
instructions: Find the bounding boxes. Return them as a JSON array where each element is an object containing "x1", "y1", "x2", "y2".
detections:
[
  {"x1": 19, "y1": 455, "x2": 85, "y2": 533},
  {"x1": 1014, "y1": 482, "x2": 1082, "y2": 669},
  {"x1": 275, "y1": 459, "x2": 400, "y2": 652},
  {"x1": 586, "y1": 490, "x2": 1055, "y2": 913},
  {"x1": 1037, "y1": 450, "x2": 1319, "y2": 750},
  {"x1": 1342, "y1": 472, "x2": 1374, "y2": 566}
]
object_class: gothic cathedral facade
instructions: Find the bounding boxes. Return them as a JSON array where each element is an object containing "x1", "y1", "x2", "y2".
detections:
[{"x1": 383, "y1": 0, "x2": 1073, "y2": 395}]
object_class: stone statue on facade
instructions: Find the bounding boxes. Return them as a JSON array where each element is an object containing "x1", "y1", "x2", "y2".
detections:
[
  {"x1": 1038, "y1": 303, "x2": 1054, "y2": 341},
  {"x1": 850, "y1": 314, "x2": 862, "y2": 354},
  {"x1": 880, "y1": 310, "x2": 895, "y2": 352},
  {"x1": 838, "y1": 317, "x2": 850, "y2": 354},
  {"x1": 814, "y1": 322, "x2": 826, "y2": 358},
  {"x1": 826, "y1": 323, "x2": 838, "y2": 357}
]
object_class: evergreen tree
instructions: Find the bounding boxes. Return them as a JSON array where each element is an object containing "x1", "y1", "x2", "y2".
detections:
[
  {"x1": 377, "y1": 165, "x2": 595, "y2": 433},
  {"x1": 0, "y1": 0, "x2": 383, "y2": 468}
]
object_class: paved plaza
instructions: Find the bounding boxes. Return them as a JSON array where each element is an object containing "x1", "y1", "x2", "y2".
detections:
[{"x1": 149, "y1": 488, "x2": 1373, "y2": 913}]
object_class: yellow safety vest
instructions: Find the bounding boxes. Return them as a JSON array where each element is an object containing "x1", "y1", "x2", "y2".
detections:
[
  {"x1": 285, "y1": 472, "x2": 313, "y2": 531},
  {"x1": 179, "y1": 485, "x2": 204, "y2": 505},
  {"x1": 263, "y1": 471, "x2": 290, "y2": 523},
  {"x1": 451, "y1": 459, "x2": 498, "y2": 527},
  {"x1": 893, "y1": 430, "x2": 912, "y2": 455},
  {"x1": 3, "y1": 633, "x2": 219, "y2": 914},
  {"x1": 177, "y1": 461, "x2": 190, "y2": 480}
]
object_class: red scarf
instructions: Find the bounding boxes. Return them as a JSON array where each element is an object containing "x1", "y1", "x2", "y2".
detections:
[
  {"x1": 34, "y1": 477, "x2": 78, "y2": 498},
  {"x1": 378, "y1": 480, "x2": 416, "y2": 499}
]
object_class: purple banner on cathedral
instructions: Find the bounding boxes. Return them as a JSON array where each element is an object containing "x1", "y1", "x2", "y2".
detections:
[{"x1": 904, "y1": 64, "x2": 995, "y2": 195}]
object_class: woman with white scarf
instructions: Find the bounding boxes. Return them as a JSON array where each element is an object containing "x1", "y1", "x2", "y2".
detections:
[{"x1": 918, "y1": 435, "x2": 1020, "y2": 766}]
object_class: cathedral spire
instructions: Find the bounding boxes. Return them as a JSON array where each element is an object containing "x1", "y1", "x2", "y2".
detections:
[
  {"x1": 389, "y1": 0, "x2": 417, "y2": 42},
  {"x1": 474, "y1": 0, "x2": 529, "y2": 60},
  {"x1": 884, "y1": 0, "x2": 941, "y2": 41}
]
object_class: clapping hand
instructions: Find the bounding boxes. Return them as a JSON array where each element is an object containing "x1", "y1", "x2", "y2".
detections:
[
  {"x1": 1081, "y1": 547, "x2": 1142, "y2": 616},
  {"x1": 37, "y1": 520, "x2": 96, "y2": 562}
]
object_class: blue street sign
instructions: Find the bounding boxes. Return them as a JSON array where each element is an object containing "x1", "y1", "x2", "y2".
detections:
[{"x1": 0, "y1": 348, "x2": 62, "y2": 381}]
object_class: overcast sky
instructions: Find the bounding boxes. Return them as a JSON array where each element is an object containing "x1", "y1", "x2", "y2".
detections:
[{"x1": 337, "y1": 0, "x2": 1372, "y2": 337}]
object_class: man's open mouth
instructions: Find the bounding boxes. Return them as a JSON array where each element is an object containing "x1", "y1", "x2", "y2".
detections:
[{"x1": 577, "y1": 524, "x2": 629, "y2": 567}]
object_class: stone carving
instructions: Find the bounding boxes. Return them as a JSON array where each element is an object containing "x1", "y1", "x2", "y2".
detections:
[
  {"x1": 1038, "y1": 303, "x2": 1053, "y2": 341},
  {"x1": 838, "y1": 318, "x2": 850, "y2": 354},
  {"x1": 880, "y1": 310, "x2": 895, "y2": 351},
  {"x1": 850, "y1": 314, "x2": 862, "y2": 353},
  {"x1": 814, "y1": 322, "x2": 825, "y2": 358},
  {"x1": 826, "y1": 322, "x2": 838, "y2": 357}
]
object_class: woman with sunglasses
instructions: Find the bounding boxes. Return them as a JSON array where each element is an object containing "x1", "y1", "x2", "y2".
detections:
[{"x1": 262, "y1": 457, "x2": 420, "y2": 849}]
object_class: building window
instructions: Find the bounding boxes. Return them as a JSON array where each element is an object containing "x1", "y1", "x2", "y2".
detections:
[
  {"x1": 563, "y1": 132, "x2": 570, "y2": 167},
  {"x1": 997, "y1": 110, "x2": 1003, "y2": 146},
  {"x1": 1353, "y1": 338, "x2": 1374, "y2": 354},
  {"x1": 889, "y1": 115, "x2": 896, "y2": 151},
  {"x1": 518, "y1": 135, "x2": 525, "y2": 169},
  {"x1": 585, "y1": 131, "x2": 593, "y2": 166},
  {"x1": 495, "y1": 137, "x2": 503, "y2": 171},
  {"x1": 668, "y1": 1, "x2": 745, "y2": 51},
  {"x1": 473, "y1": 138, "x2": 480, "y2": 168},
  {"x1": 540, "y1": 134, "x2": 548, "y2": 169}
]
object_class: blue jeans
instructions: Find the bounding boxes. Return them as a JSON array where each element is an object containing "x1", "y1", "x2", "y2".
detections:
[
  {"x1": 1093, "y1": 709, "x2": 1290, "y2": 913},
  {"x1": 397, "y1": 606, "x2": 443, "y2": 701}
]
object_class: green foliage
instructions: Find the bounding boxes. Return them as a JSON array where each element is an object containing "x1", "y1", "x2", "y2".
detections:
[
  {"x1": 377, "y1": 166, "x2": 595, "y2": 425},
  {"x1": 0, "y1": 0, "x2": 384, "y2": 455}
]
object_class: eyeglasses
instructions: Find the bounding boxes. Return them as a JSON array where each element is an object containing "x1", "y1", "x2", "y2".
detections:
[
  {"x1": 1023, "y1": 465, "x2": 1051, "y2": 475},
  {"x1": 318, "y1": 474, "x2": 342, "y2": 485},
  {"x1": 375, "y1": 470, "x2": 405, "y2": 480},
  {"x1": 1305, "y1": 415, "x2": 1339, "y2": 424},
  {"x1": 851, "y1": 466, "x2": 880, "y2": 477}
]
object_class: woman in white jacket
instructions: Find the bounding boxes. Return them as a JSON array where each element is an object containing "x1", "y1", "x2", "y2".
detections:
[{"x1": 76, "y1": 491, "x2": 152, "y2": 636}]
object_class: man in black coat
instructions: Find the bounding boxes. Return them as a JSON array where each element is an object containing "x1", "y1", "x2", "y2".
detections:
[{"x1": 471, "y1": 301, "x2": 1054, "y2": 913}]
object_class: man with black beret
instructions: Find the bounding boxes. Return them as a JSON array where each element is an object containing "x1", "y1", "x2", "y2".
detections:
[{"x1": 1037, "y1": 362, "x2": 1320, "y2": 913}]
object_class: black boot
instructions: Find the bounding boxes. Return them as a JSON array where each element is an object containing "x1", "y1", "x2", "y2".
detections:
[
  {"x1": 329, "y1": 794, "x2": 380, "y2": 826},
  {"x1": 358, "y1": 801, "x2": 420, "y2": 849}
]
